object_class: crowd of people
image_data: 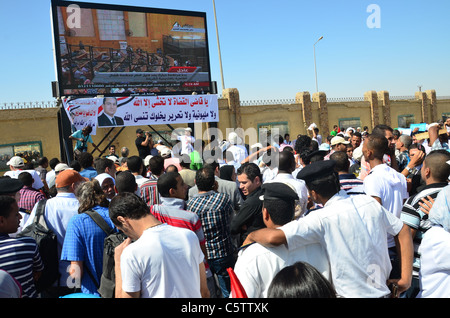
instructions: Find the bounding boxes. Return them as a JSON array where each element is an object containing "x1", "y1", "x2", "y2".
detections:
[{"x1": 0, "y1": 118, "x2": 449, "y2": 299}]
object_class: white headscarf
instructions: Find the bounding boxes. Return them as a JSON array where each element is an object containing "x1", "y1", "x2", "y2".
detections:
[{"x1": 94, "y1": 173, "x2": 115, "y2": 186}]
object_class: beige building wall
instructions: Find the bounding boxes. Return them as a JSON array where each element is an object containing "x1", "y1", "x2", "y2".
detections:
[
  {"x1": 326, "y1": 101, "x2": 372, "y2": 130},
  {"x1": 0, "y1": 107, "x2": 61, "y2": 175},
  {"x1": 220, "y1": 88, "x2": 450, "y2": 141}
]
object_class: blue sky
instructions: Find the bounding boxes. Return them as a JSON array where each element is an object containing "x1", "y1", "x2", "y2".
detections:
[{"x1": 0, "y1": 0, "x2": 449, "y2": 103}]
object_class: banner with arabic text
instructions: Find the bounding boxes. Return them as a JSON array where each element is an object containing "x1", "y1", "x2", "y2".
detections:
[{"x1": 63, "y1": 94, "x2": 219, "y2": 135}]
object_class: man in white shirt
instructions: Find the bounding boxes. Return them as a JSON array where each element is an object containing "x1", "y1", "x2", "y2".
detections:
[
  {"x1": 418, "y1": 185, "x2": 450, "y2": 298},
  {"x1": 362, "y1": 133, "x2": 408, "y2": 278},
  {"x1": 233, "y1": 182, "x2": 330, "y2": 298},
  {"x1": 23, "y1": 169, "x2": 87, "y2": 297},
  {"x1": 126, "y1": 156, "x2": 149, "y2": 196},
  {"x1": 243, "y1": 160, "x2": 413, "y2": 298},
  {"x1": 45, "y1": 158, "x2": 61, "y2": 189},
  {"x1": 227, "y1": 132, "x2": 248, "y2": 170},
  {"x1": 177, "y1": 128, "x2": 195, "y2": 155},
  {"x1": 324, "y1": 136, "x2": 349, "y2": 160},
  {"x1": 110, "y1": 192, "x2": 209, "y2": 298},
  {"x1": 265, "y1": 150, "x2": 308, "y2": 218}
]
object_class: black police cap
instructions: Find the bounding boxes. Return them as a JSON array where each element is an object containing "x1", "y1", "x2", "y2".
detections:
[
  {"x1": 259, "y1": 182, "x2": 299, "y2": 202},
  {"x1": 0, "y1": 177, "x2": 24, "y2": 195},
  {"x1": 306, "y1": 150, "x2": 328, "y2": 161}
]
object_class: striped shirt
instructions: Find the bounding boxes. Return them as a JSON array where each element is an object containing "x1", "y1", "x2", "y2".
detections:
[
  {"x1": 151, "y1": 197, "x2": 208, "y2": 271},
  {"x1": 338, "y1": 173, "x2": 365, "y2": 195},
  {"x1": 140, "y1": 176, "x2": 160, "y2": 206},
  {"x1": 0, "y1": 234, "x2": 44, "y2": 298},
  {"x1": 187, "y1": 191, "x2": 234, "y2": 260},
  {"x1": 400, "y1": 183, "x2": 448, "y2": 277},
  {"x1": 151, "y1": 197, "x2": 205, "y2": 246}
]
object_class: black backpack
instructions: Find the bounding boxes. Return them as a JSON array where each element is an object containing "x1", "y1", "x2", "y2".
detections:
[
  {"x1": 84, "y1": 210, "x2": 126, "y2": 298},
  {"x1": 17, "y1": 199, "x2": 60, "y2": 292}
]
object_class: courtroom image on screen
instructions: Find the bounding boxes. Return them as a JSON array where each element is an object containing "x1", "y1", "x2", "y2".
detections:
[{"x1": 52, "y1": 0, "x2": 212, "y2": 97}]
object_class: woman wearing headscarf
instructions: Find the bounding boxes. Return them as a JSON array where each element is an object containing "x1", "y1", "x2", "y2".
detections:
[{"x1": 94, "y1": 173, "x2": 116, "y2": 200}]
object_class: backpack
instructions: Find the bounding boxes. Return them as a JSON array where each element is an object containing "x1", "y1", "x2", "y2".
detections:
[
  {"x1": 84, "y1": 210, "x2": 126, "y2": 298},
  {"x1": 17, "y1": 199, "x2": 60, "y2": 292}
]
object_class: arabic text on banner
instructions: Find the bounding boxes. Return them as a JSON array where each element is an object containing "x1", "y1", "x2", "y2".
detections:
[{"x1": 63, "y1": 94, "x2": 219, "y2": 135}]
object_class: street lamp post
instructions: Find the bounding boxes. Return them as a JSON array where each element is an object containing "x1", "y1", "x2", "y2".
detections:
[{"x1": 314, "y1": 36, "x2": 323, "y2": 92}]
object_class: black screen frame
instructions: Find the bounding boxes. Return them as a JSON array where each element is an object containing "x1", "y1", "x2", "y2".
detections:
[{"x1": 50, "y1": 0, "x2": 213, "y2": 98}]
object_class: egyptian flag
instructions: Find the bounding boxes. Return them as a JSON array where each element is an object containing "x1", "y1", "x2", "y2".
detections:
[{"x1": 227, "y1": 267, "x2": 248, "y2": 298}]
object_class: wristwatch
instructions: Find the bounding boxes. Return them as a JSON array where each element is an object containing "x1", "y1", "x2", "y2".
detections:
[{"x1": 406, "y1": 166, "x2": 418, "y2": 175}]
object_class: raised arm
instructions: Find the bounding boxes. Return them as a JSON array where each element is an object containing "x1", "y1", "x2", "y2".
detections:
[
  {"x1": 241, "y1": 146, "x2": 273, "y2": 164},
  {"x1": 242, "y1": 227, "x2": 287, "y2": 247}
]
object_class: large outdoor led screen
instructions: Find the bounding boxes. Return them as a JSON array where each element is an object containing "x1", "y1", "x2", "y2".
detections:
[{"x1": 51, "y1": 0, "x2": 212, "y2": 97}]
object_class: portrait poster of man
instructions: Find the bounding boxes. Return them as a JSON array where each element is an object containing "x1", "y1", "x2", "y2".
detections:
[{"x1": 97, "y1": 97, "x2": 125, "y2": 127}]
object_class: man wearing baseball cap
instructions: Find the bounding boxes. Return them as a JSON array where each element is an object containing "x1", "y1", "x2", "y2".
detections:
[
  {"x1": 22, "y1": 169, "x2": 87, "y2": 297},
  {"x1": 4, "y1": 156, "x2": 44, "y2": 191},
  {"x1": 324, "y1": 136, "x2": 350, "y2": 160},
  {"x1": 233, "y1": 181, "x2": 330, "y2": 298}
]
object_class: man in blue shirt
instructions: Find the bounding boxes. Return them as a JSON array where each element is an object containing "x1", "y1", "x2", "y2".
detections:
[
  {"x1": 69, "y1": 126, "x2": 99, "y2": 159},
  {"x1": 61, "y1": 181, "x2": 117, "y2": 295},
  {"x1": 78, "y1": 152, "x2": 98, "y2": 180}
]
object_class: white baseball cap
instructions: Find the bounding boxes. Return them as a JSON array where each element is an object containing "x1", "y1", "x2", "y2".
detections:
[
  {"x1": 330, "y1": 136, "x2": 350, "y2": 146},
  {"x1": 6, "y1": 156, "x2": 24, "y2": 168},
  {"x1": 55, "y1": 163, "x2": 72, "y2": 173}
]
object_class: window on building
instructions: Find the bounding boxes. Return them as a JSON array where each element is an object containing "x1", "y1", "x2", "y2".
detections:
[
  {"x1": 71, "y1": 9, "x2": 96, "y2": 37},
  {"x1": 97, "y1": 10, "x2": 126, "y2": 41},
  {"x1": 398, "y1": 114, "x2": 415, "y2": 128},
  {"x1": 128, "y1": 12, "x2": 147, "y2": 37},
  {"x1": 257, "y1": 122, "x2": 289, "y2": 146},
  {"x1": 338, "y1": 118, "x2": 361, "y2": 131}
]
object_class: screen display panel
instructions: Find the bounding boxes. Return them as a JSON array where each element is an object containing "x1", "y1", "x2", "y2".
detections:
[{"x1": 51, "y1": 0, "x2": 212, "y2": 97}]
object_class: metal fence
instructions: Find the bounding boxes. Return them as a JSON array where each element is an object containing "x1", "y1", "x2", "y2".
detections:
[
  {"x1": 0, "y1": 101, "x2": 58, "y2": 110},
  {"x1": 240, "y1": 99, "x2": 297, "y2": 106}
]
